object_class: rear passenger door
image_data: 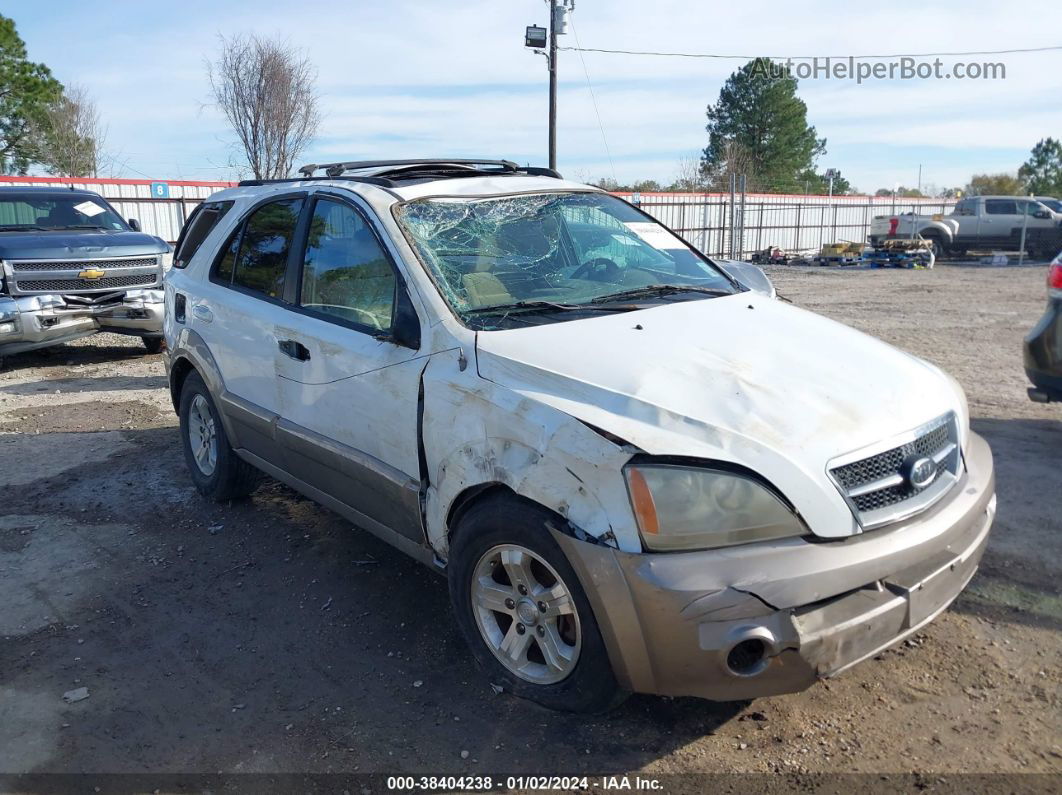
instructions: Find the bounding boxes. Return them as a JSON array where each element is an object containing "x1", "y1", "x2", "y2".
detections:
[
  {"x1": 981, "y1": 199, "x2": 1019, "y2": 245},
  {"x1": 273, "y1": 192, "x2": 428, "y2": 544},
  {"x1": 193, "y1": 194, "x2": 306, "y2": 462}
]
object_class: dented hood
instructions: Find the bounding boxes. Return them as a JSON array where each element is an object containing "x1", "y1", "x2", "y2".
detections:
[{"x1": 474, "y1": 293, "x2": 961, "y2": 537}]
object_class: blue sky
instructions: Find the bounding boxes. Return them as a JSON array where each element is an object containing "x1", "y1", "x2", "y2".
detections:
[{"x1": 7, "y1": 0, "x2": 1062, "y2": 193}]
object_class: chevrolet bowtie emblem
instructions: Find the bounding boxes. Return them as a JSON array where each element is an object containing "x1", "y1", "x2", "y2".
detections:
[{"x1": 78, "y1": 268, "x2": 107, "y2": 280}]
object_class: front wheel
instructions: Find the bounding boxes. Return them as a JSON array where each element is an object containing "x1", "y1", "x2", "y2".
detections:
[{"x1": 447, "y1": 495, "x2": 624, "y2": 713}]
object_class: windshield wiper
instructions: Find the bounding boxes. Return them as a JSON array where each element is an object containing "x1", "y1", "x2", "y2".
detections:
[
  {"x1": 59, "y1": 224, "x2": 108, "y2": 230},
  {"x1": 465, "y1": 299, "x2": 641, "y2": 317},
  {"x1": 589, "y1": 284, "x2": 732, "y2": 304},
  {"x1": 0, "y1": 225, "x2": 46, "y2": 232}
]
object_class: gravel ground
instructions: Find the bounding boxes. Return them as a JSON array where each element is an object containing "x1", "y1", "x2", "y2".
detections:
[{"x1": 0, "y1": 264, "x2": 1059, "y2": 784}]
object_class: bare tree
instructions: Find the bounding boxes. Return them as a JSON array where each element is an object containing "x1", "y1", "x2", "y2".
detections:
[
  {"x1": 208, "y1": 34, "x2": 320, "y2": 180},
  {"x1": 670, "y1": 155, "x2": 707, "y2": 192},
  {"x1": 35, "y1": 84, "x2": 107, "y2": 177},
  {"x1": 704, "y1": 140, "x2": 758, "y2": 191}
]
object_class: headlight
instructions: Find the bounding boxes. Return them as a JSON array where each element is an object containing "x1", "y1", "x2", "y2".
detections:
[{"x1": 624, "y1": 464, "x2": 809, "y2": 551}]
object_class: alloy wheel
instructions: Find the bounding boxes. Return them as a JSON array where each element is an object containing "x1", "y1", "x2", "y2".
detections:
[
  {"x1": 470, "y1": 544, "x2": 582, "y2": 684},
  {"x1": 188, "y1": 394, "x2": 218, "y2": 476}
]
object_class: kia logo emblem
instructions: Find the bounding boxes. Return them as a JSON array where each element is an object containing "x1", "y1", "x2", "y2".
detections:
[{"x1": 904, "y1": 456, "x2": 937, "y2": 489}]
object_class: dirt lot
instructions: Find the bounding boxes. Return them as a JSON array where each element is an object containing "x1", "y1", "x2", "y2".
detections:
[{"x1": 1, "y1": 264, "x2": 1060, "y2": 784}]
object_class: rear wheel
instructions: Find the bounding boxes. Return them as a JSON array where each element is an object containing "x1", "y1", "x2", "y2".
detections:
[
  {"x1": 922, "y1": 234, "x2": 945, "y2": 260},
  {"x1": 142, "y1": 337, "x2": 164, "y2": 354},
  {"x1": 178, "y1": 371, "x2": 259, "y2": 500},
  {"x1": 448, "y1": 495, "x2": 624, "y2": 713}
]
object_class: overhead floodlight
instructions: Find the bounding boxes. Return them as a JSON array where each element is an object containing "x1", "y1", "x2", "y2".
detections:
[{"x1": 525, "y1": 25, "x2": 547, "y2": 48}]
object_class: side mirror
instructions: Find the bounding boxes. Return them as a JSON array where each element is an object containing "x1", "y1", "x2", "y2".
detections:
[
  {"x1": 388, "y1": 284, "x2": 422, "y2": 349},
  {"x1": 716, "y1": 259, "x2": 776, "y2": 299},
  {"x1": 128, "y1": 218, "x2": 141, "y2": 231},
  {"x1": 1034, "y1": 210, "x2": 1050, "y2": 219}
]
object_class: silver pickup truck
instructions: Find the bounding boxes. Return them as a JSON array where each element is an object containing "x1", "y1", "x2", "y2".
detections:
[
  {"x1": 869, "y1": 195, "x2": 1062, "y2": 259},
  {"x1": 0, "y1": 186, "x2": 170, "y2": 369}
]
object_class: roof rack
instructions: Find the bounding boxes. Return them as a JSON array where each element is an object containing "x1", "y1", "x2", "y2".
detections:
[
  {"x1": 299, "y1": 159, "x2": 520, "y2": 178},
  {"x1": 297, "y1": 158, "x2": 563, "y2": 182},
  {"x1": 236, "y1": 159, "x2": 563, "y2": 189}
]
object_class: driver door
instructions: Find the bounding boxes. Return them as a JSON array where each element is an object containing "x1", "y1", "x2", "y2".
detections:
[{"x1": 274, "y1": 192, "x2": 427, "y2": 543}]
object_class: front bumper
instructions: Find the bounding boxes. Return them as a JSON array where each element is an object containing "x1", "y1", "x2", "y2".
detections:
[
  {"x1": 0, "y1": 290, "x2": 164, "y2": 357},
  {"x1": 555, "y1": 431, "x2": 995, "y2": 701}
]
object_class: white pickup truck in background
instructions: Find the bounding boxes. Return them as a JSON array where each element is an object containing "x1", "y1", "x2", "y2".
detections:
[{"x1": 869, "y1": 196, "x2": 1062, "y2": 258}]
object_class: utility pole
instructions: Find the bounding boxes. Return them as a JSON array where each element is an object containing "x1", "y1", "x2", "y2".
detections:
[
  {"x1": 526, "y1": 1, "x2": 573, "y2": 171},
  {"x1": 548, "y1": 1, "x2": 558, "y2": 170}
]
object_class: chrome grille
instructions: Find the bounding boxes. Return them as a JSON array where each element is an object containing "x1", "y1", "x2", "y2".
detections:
[
  {"x1": 5, "y1": 255, "x2": 160, "y2": 295},
  {"x1": 11, "y1": 257, "x2": 158, "y2": 271},
  {"x1": 828, "y1": 413, "x2": 961, "y2": 529},
  {"x1": 15, "y1": 274, "x2": 157, "y2": 292}
]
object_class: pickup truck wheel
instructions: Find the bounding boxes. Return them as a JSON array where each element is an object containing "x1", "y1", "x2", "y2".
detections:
[
  {"x1": 178, "y1": 371, "x2": 259, "y2": 501},
  {"x1": 448, "y1": 495, "x2": 625, "y2": 713},
  {"x1": 142, "y1": 337, "x2": 164, "y2": 354},
  {"x1": 922, "y1": 235, "x2": 945, "y2": 260}
]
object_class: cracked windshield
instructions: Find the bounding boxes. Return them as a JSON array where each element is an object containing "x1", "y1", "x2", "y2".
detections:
[{"x1": 395, "y1": 192, "x2": 735, "y2": 328}]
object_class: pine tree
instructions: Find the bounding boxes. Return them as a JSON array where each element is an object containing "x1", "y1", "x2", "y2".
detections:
[
  {"x1": 701, "y1": 58, "x2": 826, "y2": 191},
  {"x1": 0, "y1": 15, "x2": 62, "y2": 174},
  {"x1": 1018, "y1": 138, "x2": 1062, "y2": 196}
]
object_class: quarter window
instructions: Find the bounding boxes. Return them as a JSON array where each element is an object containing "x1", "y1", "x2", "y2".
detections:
[
  {"x1": 299, "y1": 198, "x2": 396, "y2": 331},
  {"x1": 224, "y1": 198, "x2": 303, "y2": 299},
  {"x1": 174, "y1": 201, "x2": 233, "y2": 268}
]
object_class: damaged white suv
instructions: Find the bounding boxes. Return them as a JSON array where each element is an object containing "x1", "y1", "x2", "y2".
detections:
[{"x1": 164, "y1": 159, "x2": 996, "y2": 712}]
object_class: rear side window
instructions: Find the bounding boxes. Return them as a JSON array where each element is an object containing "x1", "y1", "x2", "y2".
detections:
[
  {"x1": 173, "y1": 201, "x2": 233, "y2": 268},
  {"x1": 985, "y1": 199, "x2": 1017, "y2": 215},
  {"x1": 213, "y1": 198, "x2": 304, "y2": 299}
]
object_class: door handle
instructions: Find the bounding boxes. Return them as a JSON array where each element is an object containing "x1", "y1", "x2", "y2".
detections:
[
  {"x1": 192, "y1": 304, "x2": 213, "y2": 323},
  {"x1": 278, "y1": 339, "x2": 311, "y2": 361}
]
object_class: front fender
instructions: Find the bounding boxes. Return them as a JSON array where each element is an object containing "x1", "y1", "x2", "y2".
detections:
[{"x1": 421, "y1": 349, "x2": 639, "y2": 557}]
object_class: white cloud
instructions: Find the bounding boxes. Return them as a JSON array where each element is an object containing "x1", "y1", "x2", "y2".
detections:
[{"x1": 7, "y1": 0, "x2": 1061, "y2": 188}]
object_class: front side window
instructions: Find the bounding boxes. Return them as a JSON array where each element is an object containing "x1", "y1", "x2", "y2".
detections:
[
  {"x1": 393, "y1": 192, "x2": 734, "y2": 328},
  {"x1": 985, "y1": 199, "x2": 1017, "y2": 215},
  {"x1": 299, "y1": 198, "x2": 396, "y2": 331},
  {"x1": 0, "y1": 193, "x2": 127, "y2": 231},
  {"x1": 222, "y1": 198, "x2": 303, "y2": 299}
]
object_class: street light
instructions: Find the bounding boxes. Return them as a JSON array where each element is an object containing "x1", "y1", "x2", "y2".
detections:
[
  {"x1": 525, "y1": 1, "x2": 574, "y2": 170},
  {"x1": 524, "y1": 25, "x2": 547, "y2": 48}
]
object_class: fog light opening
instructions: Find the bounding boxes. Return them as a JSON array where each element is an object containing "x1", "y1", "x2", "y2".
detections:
[{"x1": 726, "y1": 638, "x2": 770, "y2": 677}]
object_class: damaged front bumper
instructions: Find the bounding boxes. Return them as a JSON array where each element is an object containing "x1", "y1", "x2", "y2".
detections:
[
  {"x1": 0, "y1": 289, "x2": 164, "y2": 357},
  {"x1": 554, "y1": 431, "x2": 995, "y2": 701}
]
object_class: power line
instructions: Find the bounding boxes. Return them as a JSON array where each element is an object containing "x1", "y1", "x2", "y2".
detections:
[
  {"x1": 558, "y1": 44, "x2": 1062, "y2": 60},
  {"x1": 569, "y1": 14, "x2": 616, "y2": 184}
]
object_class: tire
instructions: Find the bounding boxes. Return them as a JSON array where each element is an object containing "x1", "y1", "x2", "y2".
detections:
[
  {"x1": 178, "y1": 371, "x2": 260, "y2": 501},
  {"x1": 142, "y1": 336, "x2": 164, "y2": 354},
  {"x1": 922, "y1": 234, "x2": 945, "y2": 260},
  {"x1": 447, "y1": 494, "x2": 625, "y2": 713}
]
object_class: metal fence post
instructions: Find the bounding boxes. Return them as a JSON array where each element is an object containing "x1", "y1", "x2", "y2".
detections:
[
  {"x1": 737, "y1": 174, "x2": 747, "y2": 259},
  {"x1": 727, "y1": 173, "x2": 736, "y2": 259}
]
